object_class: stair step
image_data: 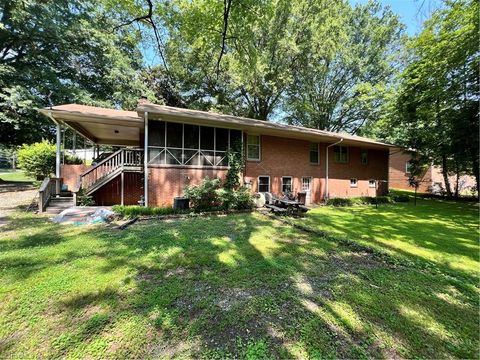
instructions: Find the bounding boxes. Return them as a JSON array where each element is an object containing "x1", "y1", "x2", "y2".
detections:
[{"x1": 49, "y1": 202, "x2": 73, "y2": 207}]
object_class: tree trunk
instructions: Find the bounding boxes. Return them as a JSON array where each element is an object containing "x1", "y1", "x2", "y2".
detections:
[
  {"x1": 473, "y1": 156, "x2": 480, "y2": 199},
  {"x1": 454, "y1": 171, "x2": 459, "y2": 199},
  {"x1": 441, "y1": 154, "x2": 452, "y2": 197}
]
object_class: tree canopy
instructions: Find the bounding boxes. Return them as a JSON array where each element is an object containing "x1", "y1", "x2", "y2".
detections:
[{"x1": 366, "y1": 0, "x2": 479, "y2": 194}]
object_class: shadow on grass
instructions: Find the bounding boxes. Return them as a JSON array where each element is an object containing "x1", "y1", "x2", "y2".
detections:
[{"x1": 1, "y1": 212, "x2": 478, "y2": 358}]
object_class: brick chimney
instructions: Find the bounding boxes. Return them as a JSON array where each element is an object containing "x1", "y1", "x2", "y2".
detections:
[{"x1": 137, "y1": 95, "x2": 151, "y2": 107}]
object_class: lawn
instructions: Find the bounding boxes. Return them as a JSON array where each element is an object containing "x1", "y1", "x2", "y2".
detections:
[
  {"x1": 0, "y1": 169, "x2": 35, "y2": 183},
  {"x1": 0, "y1": 204, "x2": 478, "y2": 358},
  {"x1": 304, "y1": 194, "x2": 479, "y2": 279}
]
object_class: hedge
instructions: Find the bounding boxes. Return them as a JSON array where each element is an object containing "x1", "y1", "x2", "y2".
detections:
[
  {"x1": 326, "y1": 195, "x2": 408, "y2": 207},
  {"x1": 111, "y1": 205, "x2": 188, "y2": 218}
]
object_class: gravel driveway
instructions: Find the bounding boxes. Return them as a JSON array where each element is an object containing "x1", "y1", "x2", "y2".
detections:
[{"x1": 0, "y1": 188, "x2": 37, "y2": 226}]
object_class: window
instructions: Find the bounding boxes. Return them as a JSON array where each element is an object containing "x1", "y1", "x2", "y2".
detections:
[
  {"x1": 258, "y1": 176, "x2": 270, "y2": 193},
  {"x1": 361, "y1": 149, "x2": 368, "y2": 165},
  {"x1": 309, "y1": 143, "x2": 319, "y2": 164},
  {"x1": 350, "y1": 178, "x2": 358, "y2": 187},
  {"x1": 282, "y1": 177, "x2": 293, "y2": 193},
  {"x1": 405, "y1": 161, "x2": 412, "y2": 174},
  {"x1": 247, "y1": 135, "x2": 260, "y2": 160},
  {"x1": 369, "y1": 179, "x2": 376, "y2": 188},
  {"x1": 301, "y1": 177, "x2": 312, "y2": 191},
  {"x1": 334, "y1": 146, "x2": 348, "y2": 163},
  {"x1": 147, "y1": 120, "x2": 240, "y2": 167}
]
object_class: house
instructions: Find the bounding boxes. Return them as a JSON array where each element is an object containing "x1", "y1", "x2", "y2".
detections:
[
  {"x1": 38, "y1": 100, "x2": 393, "y2": 210},
  {"x1": 389, "y1": 148, "x2": 477, "y2": 194}
]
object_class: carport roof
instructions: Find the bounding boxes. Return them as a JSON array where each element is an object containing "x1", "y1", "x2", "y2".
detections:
[{"x1": 39, "y1": 104, "x2": 143, "y2": 146}]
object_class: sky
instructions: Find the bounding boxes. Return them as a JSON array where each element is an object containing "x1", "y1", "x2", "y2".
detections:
[{"x1": 350, "y1": 0, "x2": 440, "y2": 36}]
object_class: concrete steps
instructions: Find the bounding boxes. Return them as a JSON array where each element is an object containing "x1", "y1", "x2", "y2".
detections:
[{"x1": 45, "y1": 196, "x2": 74, "y2": 215}]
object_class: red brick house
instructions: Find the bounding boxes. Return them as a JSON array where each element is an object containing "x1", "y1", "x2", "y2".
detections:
[
  {"x1": 38, "y1": 100, "x2": 393, "y2": 210},
  {"x1": 389, "y1": 148, "x2": 477, "y2": 194}
]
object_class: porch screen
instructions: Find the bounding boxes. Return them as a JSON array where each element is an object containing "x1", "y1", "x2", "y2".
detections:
[{"x1": 148, "y1": 121, "x2": 242, "y2": 167}]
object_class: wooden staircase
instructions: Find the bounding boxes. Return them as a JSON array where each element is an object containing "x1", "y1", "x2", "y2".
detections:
[
  {"x1": 76, "y1": 148, "x2": 144, "y2": 195},
  {"x1": 39, "y1": 148, "x2": 144, "y2": 214}
]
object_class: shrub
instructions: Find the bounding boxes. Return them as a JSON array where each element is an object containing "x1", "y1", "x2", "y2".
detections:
[
  {"x1": 184, "y1": 178, "x2": 255, "y2": 212},
  {"x1": 17, "y1": 140, "x2": 56, "y2": 179},
  {"x1": 327, "y1": 196, "x2": 395, "y2": 207},
  {"x1": 326, "y1": 198, "x2": 354, "y2": 207},
  {"x1": 65, "y1": 154, "x2": 84, "y2": 165},
  {"x1": 392, "y1": 194, "x2": 410, "y2": 202},
  {"x1": 112, "y1": 205, "x2": 186, "y2": 218},
  {"x1": 184, "y1": 177, "x2": 222, "y2": 211},
  {"x1": 76, "y1": 188, "x2": 95, "y2": 206},
  {"x1": 17, "y1": 141, "x2": 84, "y2": 180},
  {"x1": 374, "y1": 196, "x2": 394, "y2": 204},
  {"x1": 218, "y1": 186, "x2": 255, "y2": 210}
]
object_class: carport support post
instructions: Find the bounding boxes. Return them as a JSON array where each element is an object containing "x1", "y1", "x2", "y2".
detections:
[
  {"x1": 121, "y1": 149, "x2": 124, "y2": 206},
  {"x1": 144, "y1": 112, "x2": 149, "y2": 207},
  {"x1": 55, "y1": 121, "x2": 61, "y2": 195}
]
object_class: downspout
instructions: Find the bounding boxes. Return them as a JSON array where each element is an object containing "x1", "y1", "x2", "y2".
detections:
[
  {"x1": 325, "y1": 138, "x2": 344, "y2": 201},
  {"x1": 144, "y1": 112, "x2": 149, "y2": 207}
]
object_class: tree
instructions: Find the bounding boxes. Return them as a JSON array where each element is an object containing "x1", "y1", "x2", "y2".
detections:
[
  {"x1": 285, "y1": 1, "x2": 404, "y2": 133},
  {"x1": 377, "y1": 0, "x2": 479, "y2": 196},
  {"x1": 157, "y1": 0, "x2": 349, "y2": 120},
  {"x1": 0, "y1": 0, "x2": 154, "y2": 147}
]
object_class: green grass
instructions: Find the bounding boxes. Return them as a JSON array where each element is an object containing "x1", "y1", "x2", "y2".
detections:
[
  {"x1": 0, "y1": 204, "x2": 478, "y2": 358},
  {"x1": 0, "y1": 169, "x2": 35, "y2": 183},
  {"x1": 304, "y1": 192, "x2": 479, "y2": 279}
]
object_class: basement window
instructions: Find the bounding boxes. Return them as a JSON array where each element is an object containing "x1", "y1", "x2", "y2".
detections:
[
  {"x1": 258, "y1": 176, "x2": 270, "y2": 193},
  {"x1": 369, "y1": 179, "x2": 376, "y2": 188},
  {"x1": 282, "y1": 177, "x2": 293, "y2": 193},
  {"x1": 350, "y1": 178, "x2": 358, "y2": 188}
]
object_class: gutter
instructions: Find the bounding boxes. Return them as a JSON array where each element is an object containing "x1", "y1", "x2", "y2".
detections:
[{"x1": 325, "y1": 138, "x2": 344, "y2": 201}]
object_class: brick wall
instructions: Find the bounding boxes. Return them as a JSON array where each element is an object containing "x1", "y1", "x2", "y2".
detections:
[
  {"x1": 244, "y1": 135, "x2": 389, "y2": 202},
  {"x1": 148, "y1": 167, "x2": 228, "y2": 207},
  {"x1": 61, "y1": 164, "x2": 90, "y2": 191},
  {"x1": 389, "y1": 150, "x2": 432, "y2": 192},
  {"x1": 69, "y1": 134, "x2": 390, "y2": 207}
]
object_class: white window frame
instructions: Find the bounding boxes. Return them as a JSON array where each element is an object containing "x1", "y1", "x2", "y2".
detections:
[
  {"x1": 361, "y1": 149, "x2": 368, "y2": 165},
  {"x1": 350, "y1": 178, "x2": 358, "y2": 188},
  {"x1": 405, "y1": 161, "x2": 412, "y2": 174},
  {"x1": 247, "y1": 134, "x2": 261, "y2": 161},
  {"x1": 301, "y1": 177, "x2": 312, "y2": 191},
  {"x1": 281, "y1": 176, "x2": 293, "y2": 193},
  {"x1": 369, "y1": 179, "x2": 376, "y2": 188},
  {"x1": 309, "y1": 143, "x2": 320, "y2": 165},
  {"x1": 258, "y1": 175, "x2": 270, "y2": 193}
]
